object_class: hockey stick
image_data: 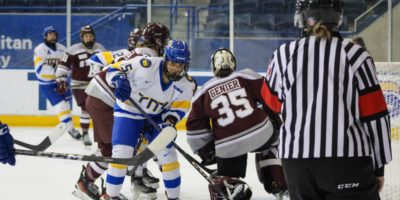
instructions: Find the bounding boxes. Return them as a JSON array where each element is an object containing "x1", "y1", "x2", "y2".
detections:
[
  {"x1": 126, "y1": 97, "x2": 216, "y2": 175},
  {"x1": 127, "y1": 97, "x2": 231, "y2": 199},
  {"x1": 15, "y1": 126, "x2": 177, "y2": 165},
  {"x1": 14, "y1": 123, "x2": 67, "y2": 151}
]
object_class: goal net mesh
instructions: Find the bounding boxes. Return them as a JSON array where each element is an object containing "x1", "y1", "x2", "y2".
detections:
[{"x1": 376, "y1": 62, "x2": 400, "y2": 200}]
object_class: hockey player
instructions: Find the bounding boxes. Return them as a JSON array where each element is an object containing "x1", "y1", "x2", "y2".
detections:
[
  {"x1": 186, "y1": 48, "x2": 287, "y2": 200},
  {"x1": 73, "y1": 24, "x2": 170, "y2": 200},
  {"x1": 88, "y1": 22, "x2": 169, "y2": 77},
  {"x1": 264, "y1": 0, "x2": 392, "y2": 199},
  {"x1": 101, "y1": 40, "x2": 195, "y2": 200},
  {"x1": 55, "y1": 25, "x2": 106, "y2": 146},
  {"x1": 33, "y1": 26, "x2": 80, "y2": 138},
  {"x1": 87, "y1": 28, "x2": 143, "y2": 78},
  {"x1": 0, "y1": 121, "x2": 15, "y2": 166}
]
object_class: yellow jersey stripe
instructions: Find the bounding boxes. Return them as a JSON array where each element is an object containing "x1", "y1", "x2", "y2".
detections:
[
  {"x1": 34, "y1": 56, "x2": 42, "y2": 66},
  {"x1": 103, "y1": 51, "x2": 114, "y2": 65},
  {"x1": 40, "y1": 74, "x2": 56, "y2": 79},
  {"x1": 57, "y1": 110, "x2": 71, "y2": 117},
  {"x1": 162, "y1": 161, "x2": 180, "y2": 172},
  {"x1": 110, "y1": 163, "x2": 128, "y2": 169},
  {"x1": 170, "y1": 101, "x2": 191, "y2": 109}
]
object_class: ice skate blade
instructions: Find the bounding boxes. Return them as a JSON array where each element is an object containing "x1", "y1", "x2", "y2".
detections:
[
  {"x1": 132, "y1": 189, "x2": 157, "y2": 200},
  {"x1": 72, "y1": 188, "x2": 96, "y2": 200}
]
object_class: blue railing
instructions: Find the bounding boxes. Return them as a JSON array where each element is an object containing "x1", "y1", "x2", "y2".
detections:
[{"x1": 355, "y1": 0, "x2": 400, "y2": 33}]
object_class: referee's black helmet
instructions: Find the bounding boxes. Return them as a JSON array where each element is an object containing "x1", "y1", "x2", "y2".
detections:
[{"x1": 294, "y1": 0, "x2": 344, "y2": 30}]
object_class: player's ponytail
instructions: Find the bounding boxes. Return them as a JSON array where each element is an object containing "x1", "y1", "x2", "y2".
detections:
[{"x1": 305, "y1": 22, "x2": 332, "y2": 39}]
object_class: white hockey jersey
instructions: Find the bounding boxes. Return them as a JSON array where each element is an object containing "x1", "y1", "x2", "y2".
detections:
[
  {"x1": 85, "y1": 47, "x2": 159, "y2": 107},
  {"x1": 87, "y1": 47, "x2": 158, "y2": 68},
  {"x1": 106, "y1": 55, "x2": 196, "y2": 122},
  {"x1": 33, "y1": 43, "x2": 66, "y2": 85}
]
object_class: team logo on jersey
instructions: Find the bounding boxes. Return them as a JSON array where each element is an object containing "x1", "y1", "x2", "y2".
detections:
[{"x1": 140, "y1": 58, "x2": 151, "y2": 68}]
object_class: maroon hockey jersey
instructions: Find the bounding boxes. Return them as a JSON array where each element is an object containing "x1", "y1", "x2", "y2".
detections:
[
  {"x1": 186, "y1": 69, "x2": 275, "y2": 158},
  {"x1": 58, "y1": 43, "x2": 106, "y2": 88}
]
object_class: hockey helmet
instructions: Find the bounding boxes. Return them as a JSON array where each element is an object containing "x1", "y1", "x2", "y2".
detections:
[
  {"x1": 128, "y1": 28, "x2": 143, "y2": 50},
  {"x1": 211, "y1": 48, "x2": 236, "y2": 78},
  {"x1": 80, "y1": 25, "x2": 96, "y2": 39},
  {"x1": 163, "y1": 40, "x2": 190, "y2": 81},
  {"x1": 294, "y1": 0, "x2": 344, "y2": 30},
  {"x1": 80, "y1": 25, "x2": 96, "y2": 48},
  {"x1": 142, "y1": 22, "x2": 170, "y2": 55},
  {"x1": 43, "y1": 26, "x2": 58, "y2": 40}
]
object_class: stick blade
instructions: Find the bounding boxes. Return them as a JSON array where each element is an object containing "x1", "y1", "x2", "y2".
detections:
[
  {"x1": 34, "y1": 123, "x2": 67, "y2": 151},
  {"x1": 148, "y1": 126, "x2": 177, "y2": 155},
  {"x1": 133, "y1": 126, "x2": 177, "y2": 166},
  {"x1": 48, "y1": 123, "x2": 67, "y2": 144}
]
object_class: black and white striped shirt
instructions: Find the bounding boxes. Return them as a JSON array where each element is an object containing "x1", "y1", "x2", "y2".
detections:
[{"x1": 264, "y1": 34, "x2": 392, "y2": 169}]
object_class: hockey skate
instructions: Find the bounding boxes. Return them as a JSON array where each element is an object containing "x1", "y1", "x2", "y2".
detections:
[
  {"x1": 131, "y1": 177, "x2": 157, "y2": 200},
  {"x1": 72, "y1": 166, "x2": 101, "y2": 200},
  {"x1": 100, "y1": 194, "x2": 128, "y2": 200},
  {"x1": 82, "y1": 132, "x2": 92, "y2": 146},
  {"x1": 100, "y1": 194, "x2": 124, "y2": 200},
  {"x1": 98, "y1": 179, "x2": 129, "y2": 200},
  {"x1": 69, "y1": 128, "x2": 82, "y2": 140},
  {"x1": 142, "y1": 168, "x2": 160, "y2": 189},
  {"x1": 165, "y1": 191, "x2": 180, "y2": 200}
]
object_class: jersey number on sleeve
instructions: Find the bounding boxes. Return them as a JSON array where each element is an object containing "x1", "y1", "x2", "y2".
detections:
[{"x1": 210, "y1": 88, "x2": 254, "y2": 127}]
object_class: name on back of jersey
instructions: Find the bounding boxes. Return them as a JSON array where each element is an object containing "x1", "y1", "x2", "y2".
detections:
[{"x1": 208, "y1": 78, "x2": 241, "y2": 100}]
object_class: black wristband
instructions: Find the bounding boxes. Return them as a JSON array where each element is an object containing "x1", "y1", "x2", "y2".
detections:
[{"x1": 374, "y1": 166, "x2": 384, "y2": 176}]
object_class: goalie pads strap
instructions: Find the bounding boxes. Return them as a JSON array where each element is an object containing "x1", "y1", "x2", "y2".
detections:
[
  {"x1": 255, "y1": 151, "x2": 288, "y2": 195},
  {"x1": 208, "y1": 176, "x2": 252, "y2": 200}
]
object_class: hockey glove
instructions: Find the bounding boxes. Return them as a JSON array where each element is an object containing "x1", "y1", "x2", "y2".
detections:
[
  {"x1": 87, "y1": 62, "x2": 103, "y2": 78},
  {"x1": 0, "y1": 122, "x2": 16, "y2": 166},
  {"x1": 158, "y1": 122, "x2": 176, "y2": 131},
  {"x1": 56, "y1": 76, "x2": 68, "y2": 94},
  {"x1": 198, "y1": 141, "x2": 216, "y2": 166},
  {"x1": 112, "y1": 74, "x2": 131, "y2": 102}
]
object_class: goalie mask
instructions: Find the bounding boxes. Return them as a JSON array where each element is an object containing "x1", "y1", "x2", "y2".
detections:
[
  {"x1": 211, "y1": 48, "x2": 236, "y2": 78},
  {"x1": 294, "y1": 0, "x2": 344, "y2": 30}
]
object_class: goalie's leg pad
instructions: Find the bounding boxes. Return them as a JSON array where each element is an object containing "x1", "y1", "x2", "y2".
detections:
[
  {"x1": 255, "y1": 148, "x2": 287, "y2": 196},
  {"x1": 208, "y1": 176, "x2": 252, "y2": 200}
]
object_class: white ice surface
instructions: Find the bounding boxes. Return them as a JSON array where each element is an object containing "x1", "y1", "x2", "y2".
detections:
[{"x1": 0, "y1": 127, "x2": 289, "y2": 200}]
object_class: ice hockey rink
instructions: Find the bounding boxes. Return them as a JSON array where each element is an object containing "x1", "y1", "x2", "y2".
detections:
[{"x1": 0, "y1": 127, "x2": 288, "y2": 200}]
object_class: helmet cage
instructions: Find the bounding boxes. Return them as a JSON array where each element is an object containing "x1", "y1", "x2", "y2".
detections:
[{"x1": 294, "y1": 0, "x2": 344, "y2": 29}]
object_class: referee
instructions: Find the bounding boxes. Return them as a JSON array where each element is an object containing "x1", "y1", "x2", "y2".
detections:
[{"x1": 263, "y1": 0, "x2": 392, "y2": 200}]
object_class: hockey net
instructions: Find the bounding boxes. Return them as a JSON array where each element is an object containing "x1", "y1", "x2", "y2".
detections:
[{"x1": 376, "y1": 62, "x2": 400, "y2": 200}]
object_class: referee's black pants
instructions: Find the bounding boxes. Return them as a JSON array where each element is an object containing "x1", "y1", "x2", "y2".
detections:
[{"x1": 282, "y1": 157, "x2": 380, "y2": 200}]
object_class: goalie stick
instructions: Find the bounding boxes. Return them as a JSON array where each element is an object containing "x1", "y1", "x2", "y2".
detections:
[
  {"x1": 14, "y1": 123, "x2": 67, "y2": 151},
  {"x1": 15, "y1": 126, "x2": 177, "y2": 165}
]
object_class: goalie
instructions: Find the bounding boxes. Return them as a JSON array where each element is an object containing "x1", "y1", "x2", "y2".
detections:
[{"x1": 186, "y1": 48, "x2": 287, "y2": 199}]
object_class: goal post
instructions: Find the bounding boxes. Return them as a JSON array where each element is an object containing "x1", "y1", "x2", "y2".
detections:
[{"x1": 375, "y1": 62, "x2": 400, "y2": 200}]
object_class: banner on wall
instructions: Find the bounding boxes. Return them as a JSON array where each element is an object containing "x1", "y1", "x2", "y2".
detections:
[{"x1": 0, "y1": 14, "x2": 133, "y2": 69}]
